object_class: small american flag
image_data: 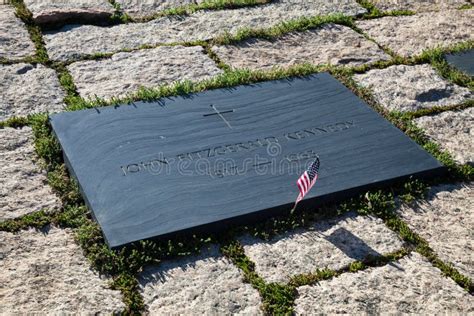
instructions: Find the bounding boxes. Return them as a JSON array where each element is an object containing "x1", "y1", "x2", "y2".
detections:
[{"x1": 295, "y1": 157, "x2": 320, "y2": 206}]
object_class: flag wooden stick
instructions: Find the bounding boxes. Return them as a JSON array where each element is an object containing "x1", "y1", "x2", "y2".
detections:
[{"x1": 290, "y1": 198, "x2": 299, "y2": 214}]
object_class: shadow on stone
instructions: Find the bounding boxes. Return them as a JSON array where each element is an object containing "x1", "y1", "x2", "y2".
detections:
[
  {"x1": 323, "y1": 226, "x2": 382, "y2": 261},
  {"x1": 415, "y1": 88, "x2": 452, "y2": 103},
  {"x1": 324, "y1": 226, "x2": 404, "y2": 271}
]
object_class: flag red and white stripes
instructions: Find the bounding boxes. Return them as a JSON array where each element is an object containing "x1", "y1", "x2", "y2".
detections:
[{"x1": 295, "y1": 157, "x2": 320, "y2": 206}]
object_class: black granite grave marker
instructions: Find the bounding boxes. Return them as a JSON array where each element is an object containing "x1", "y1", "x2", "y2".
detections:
[
  {"x1": 445, "y1": 49, "x2": 474, "y2": 76},
  {"x1": 50, "y1": 74, "x2": 444, "y2": 248}
]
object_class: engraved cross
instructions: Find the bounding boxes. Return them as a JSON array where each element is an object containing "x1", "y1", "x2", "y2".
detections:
[{"x1": 203, "y1": 104, "x2": 234, "y2": 129}]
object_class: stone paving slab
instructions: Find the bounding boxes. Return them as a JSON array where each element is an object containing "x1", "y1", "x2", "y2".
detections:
[
  {"x1": 67, "y1": 45, "x2": 223, "y2": 100},
  {"x1": 0, "y1": 127, "x2": 60, "y2": 222},
  {"x1": 414, "y1": 107, "x2": 473, "y2": 165},
  {"x1": 356, "y1": 9, "x2": 474, "y2": 58},
  {"x1": 0, "y1": 63, "x2": 65, "y2": 120},
  {"x1": 0, "y1": 5, "x2": 36, "y2": 60},
  {"x1": 116, "y1": 0, "x2": 197, "y2": 19},
  {"x1": 238, "y1": 212, "x2": 404, "y2": 284},
  {"x1": 23, "y1": 0, "x2": 114, "y2": 25},
  {"x1": 294, "y1": 252, "x2": 474, "y2": 314},
  {"x1": 397, "y1": 183, "x2": 473, "y2": 279},
  {"x1": 139, "y1": 245, "x2": 262, "y2": 314},
  {"x1": 44, "y1": 0, "x2": 366, "y2": 61},
  {"x1": 371, "y1": 0, "x2": 469, "y2": 12},
  {"x1": 0, "y1": 226, "x2": 125, "y2": 314},
  {"x1": 212, "y1": 24, "x2": 390, "y2": 71},
  {"x1": 353, "y1": 64, "x2": 473, "y2": 112}
]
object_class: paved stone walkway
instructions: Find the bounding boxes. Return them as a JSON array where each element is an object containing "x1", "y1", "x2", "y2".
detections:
[{"x1": 0, "y1": 0, "x2": 472, "y2": 314}]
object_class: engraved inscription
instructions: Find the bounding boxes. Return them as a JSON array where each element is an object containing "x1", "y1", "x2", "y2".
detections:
[
  {"x1": 120, "y1": 120, "x2": 354, "y2": 176},
  {"x1": 208, "y1": 149, "x2": 319, "y2": 179}
]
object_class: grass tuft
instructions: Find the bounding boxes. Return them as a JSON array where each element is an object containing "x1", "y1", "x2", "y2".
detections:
[
  {"x1": 108, "y1": 0, "x2": 133, "y2": 23},
  {"x1": 0, "y1": 116, "x2": 30, "y2": 128},
  {"x1": 64, "y1": 64, "x2": 331, "y2": 111},
  {"x1": 111, "y1": 273, "x2": 145, "y2": 312},
  {"x1": 212, "y1": 14, "x2": 354, "y2": 46},
  {"x1": 356, "y1": 0, "x2": 415, "y2": 18},
  {"x1": 458, "y1": 3, "x2": 474, "y2": 10},
  {"x1": 0, "y1": 210, "x2": 53, "y2": 232},
  {"x1": 289, "y1": 248, "x2": 410, "y2": 288},
  {"x1": 10, "y1": 0, "x2": 49, "y2": 63}
]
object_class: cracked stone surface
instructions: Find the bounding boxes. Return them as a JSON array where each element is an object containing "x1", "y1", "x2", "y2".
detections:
[
  {"x1": 238, "y1": 212, "x2": 404, "y2": 283},
  {"x1": 0, "y1": 63, "x2": 65, "y2": 120},
  {"x1": 0, "y1": 227, "x2": 125, "y2": 314},
  {"x1": 23, "y1": 0, "x2": 115, "y2": 25},
  {"x1": 212, "y1": 24, "x2": 390, "y2": 71},
  {"x1": 397, "y1": 183, "x2": 473, "y2": 279},
  {"x1": 356, "y1": 10, "x2": 474, "y2": 57},
  {"x1": 67, "y1": 45, "x2": 223, "y2": 100},
  {"x1": 294, "y1": 252, "x2": 474, "y2": 315},
  {"x1": 44, "y1": 0, "x2": 366, "y2": 61},
  {"x1": 116, "y1": 0, "x2": 197, "y2": 19},
  {"x1": 353, "y1": 64, "x2": 473, "y2": 112},
  {"x1": 139, "y1": 245, "x2": 262, "y2": 314},
  {"x1": 414, "y1": 108, "x2": 473, "y2": 165},
  {"x1": 0, "y1": 5, "x2": 36, "y2": 60},
  {"x1": 0, "y1": 127, "x2": 60, "y2": 221},
  {"x1": 371, "y1": 0, "x2": 469, "y2": 12}
]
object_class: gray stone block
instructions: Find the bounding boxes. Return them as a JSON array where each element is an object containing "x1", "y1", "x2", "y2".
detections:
[
  {"x1": 212, "y1": 24, "x2": 390, "y2": 71},
  {"x1": 0, "y1": 63, "x2": 65, "y2": 120},
  {"x1": 49, "y1": 74, "x2": 444, "y2": 248},
  {"x1": 44, "y1": 0, "x2": 366, "y2": 61},
  {"x1": 370, "y1": 0, "x2": 468, "y2": 12},
  {"x1": 23, "y1": 0, "x2": 114, "y2": 25},
  {"x1": 0, "y1": 127, "x2": 60, "y2": 221},
  {"x1": 353, "y1": 64, "x2": 472, "y2": 112},
  {"x1": 356, "y1": 10, "x2": 474, "y2": 57},
  {"x1": 116, "y1": 0, "x2": 197, "y2": 19},
  {"x1": 414, "y1": 108, "x2": 473, "y2": 165},
  {"x1": 0, "y1": 6, "x2": 35, "y2": 60},
  {"x1": 139, "y1": 245, "x2": 262, "y2": 314},
  {"x1": 0, "y1": 227, "x2": 125, "y2": 314},
  {"x1": 67, "y1": 46, "x2": 223, "y2": 100},
  {"x1": 397, "y1": 183, "x2": 473, "y2": 279},
  {"x1": 295, "y1": 253, "x2": 474, "y2": 314}
]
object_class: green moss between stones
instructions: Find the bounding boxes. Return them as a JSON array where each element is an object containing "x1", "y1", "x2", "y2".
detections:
[
  {"x1": 289, "y1": 248, "x2": 410, "y2": 288},
  {"x1": 355, "y1": 0, "x2": 415, "y2": 19},
  {"x1": 212, "y1": 14, "x2": 354, "y2": 46},
  {"x1": 221, "y1": 240, "x2": 297, "y2": 315},
  {"x1": 10, "y1": 0, "x2": 49, "y2": 63}
]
